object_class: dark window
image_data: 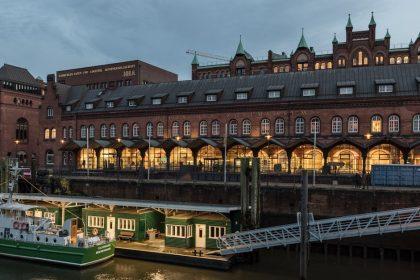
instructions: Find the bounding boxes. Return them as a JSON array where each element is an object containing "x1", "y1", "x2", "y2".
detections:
[{"x1": 16, "y1": 118, "x2": 28, "y2": 142}]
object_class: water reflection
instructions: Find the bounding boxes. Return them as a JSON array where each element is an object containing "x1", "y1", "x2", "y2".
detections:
[{"x1": 1, "y1": 249, "x2": 419, "y2": 280}]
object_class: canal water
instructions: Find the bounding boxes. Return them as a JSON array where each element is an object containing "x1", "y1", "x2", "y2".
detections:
[{"x1": 1, "y1": 249, "x2": 420, "y2": 280}]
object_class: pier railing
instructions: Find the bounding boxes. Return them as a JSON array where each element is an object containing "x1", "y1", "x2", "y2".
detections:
[{"x1": 217, "y1": 207, "x2": 420, "y2": 255}]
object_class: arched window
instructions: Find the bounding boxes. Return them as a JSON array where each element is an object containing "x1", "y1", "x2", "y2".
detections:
[
  {"x1": 44, "y1": 128, "x2": 50, "y2": 140},
  {"x1": 80, "y1": 126, "x2": 86, "y2": 139},
  {"x1": 16, "y1": 118, "x2": 28, "y2": 141},
  {"x1": 100, "y1": 124, "x2": 107, "y2": 138},
  {"x1": 403, "y1": 56, "x2": 409, "y2": 64},
  {"x1": 327, "y1": 62, "x2": 332, "y2": 69},
  {"x1": 371, "y1": 115, "x2": 382, "y2": 133},
  {"x1": 352, "y1": 50, "x2": 368, "y2": 66},
  {"x1": 348, "y1": 116, "x2": 359, "y2": 133},
  {"x1": 331, "y1": 117, "x2": 342, "y2": 134},
  {"x1": 199, "y1": 121, "x2": 207, "y2": 136},
  {"x1": 260, "y1": 119, "x2": 270, "y2": 135},
  {"x1": 122, "y1": 124, "x2": 129, "y2": 138},
  {"x1": 315, "y1": 62, "x2": 320, "y2": 70},
  {"x1": 295, "y1": 117, "x2": 305, "y2": 135},
  {"x1": 338, "y1": 57, "x2": 346, "y2": 68},
  {"x1": 229, "y1": 120, "x2": 238, "y2": 135},
  {"x1": 157, "y1": 122, "x2": 164, "y2": 137},
  {"x1": 183, "y1": 121, "x2": 191, "y2": 136},
  {"x1": 388, "y1": 115, "x2": 400, "y2": 133},
  {"x1": 212, "y1": 120, "x2": 220, "y2": 136},
  {"x1": 172, "y1": 122, "x2": 179, "y2": 137},
  {"x1": 375, "y1": 54, "x2": 384, "y2": 65},
  {"x1": 242, "y1": 119, "x2": 251, "y2": 135},
  {"x1": 51, "y1": 128, "x2": 57, "y2": 139},
  {"x1": 396, "y1": 57, "x2": 402, "y2": 64},
  {"x1": 235, "y1": 60, "x2": 245, "y2": 76},
  {"x1": 88, "y1": 125, "x2": 94, "y2": 138},
  {"x1": 390, "y1": 57, "x2": 395, "y2": 64},
  {"x1": 275, "y1": 118, "x2": 285, "y2": 135},
  {"x1": 47, "y1": 106, "x2": 53, "y2": 118},
  {"x1": 413, "y1": 115, "x2": 420, "y2": 133},
  {"x1": 68, "y1": 127, "x2": 73, "y2": 139},
  {"x1": 310, "y1": 117, "x2": 320, "y2": 134},
  {"x1": 296, "y1": 54, "x2": 308, "y2": 71},
  {"x1": 146, "y1": 122, "x2": 153, "y2": 137},
  {"x1": 45, "y1": 150, "x2": 54, "y2": 166},
  {"x1": 63, "y1": 127, "x2": 67, "y2": 139},
  {"x1": 109, "y1": 124, "x2": 116, "y2": 138},
  {"x1": 132, "y1": 123, "x2": 139, "y2": 137}
]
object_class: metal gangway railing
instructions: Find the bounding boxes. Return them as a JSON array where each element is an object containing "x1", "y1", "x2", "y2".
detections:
[{"x1": 217, "y1": 207, "x2": 420, "y2": 255}]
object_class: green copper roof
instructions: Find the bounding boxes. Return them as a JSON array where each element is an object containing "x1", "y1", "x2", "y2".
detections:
[
  {"x1": 369, "y1": 12, "x2": 376, "y2": 26},
  {"x1": 297, "y1": 28, "x2": 308, "y2": 49},
  {"x1": 332, "y1": 33, "x2": 338, "y2": 44},
  {"x1": 346, "y1": 14, "x2": 353, "y2": 28},
  {"x1": 191, "y1": 52, "x2": 199, "y2": 65},
  {"x1": 385, "y1": 29, "x2": 391, "y2": 39},
  {"x1": 236, "y1": 36, "x2": 246, "y2": 55}
]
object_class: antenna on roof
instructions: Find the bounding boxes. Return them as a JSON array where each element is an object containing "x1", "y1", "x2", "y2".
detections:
[{"x1": 186, "y1": 49, "x2": 230, "y2": 62}]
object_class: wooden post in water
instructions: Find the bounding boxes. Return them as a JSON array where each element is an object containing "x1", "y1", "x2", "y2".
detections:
[
  {"x1": 240, "y1": 158, "x2": 250, "y2": 230},
  {"x1": 299, "y1": 170, "x2": 309, "y2": 280},
  {"x1": 250, "y1": 158, "x2": 261, "y2": 229}
]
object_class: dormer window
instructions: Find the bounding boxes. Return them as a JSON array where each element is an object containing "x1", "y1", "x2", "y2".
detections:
[
  {"x1": 337, "y1": 81, "x2": 355, "y2": 95},
  {"x1": 267, "y1": 85, "x2": 284, "y2": 99},
  {"x1": 106, "y1": 101, "x2": 114, "y2": 108},
  {"x1": 236, "y1": 92, "x2": 248, "y2": 100},
  {"x1": 128, "y1": 100, "x2": 137, "y2": 107},
  {"x1": 65, "y1": 105, "x2": 72, "y2": 112},
  {"x1": 85, "y1": 103, "x2": 93, "y2": 110},
  {"x1": 177, "y1": 96, "x2": 188, "y2": 104},
  {"x1": 152, "y1": 98, "x2": 162, "y2": 105},
  {"x1": 302, "y1": 89, "x2": 316, "y2": 97},
  {"x1": 301, "y1": 83, "x2": 318, "y2": 97},
  {"x1": 206, "y1": 94, "x2": 217, "y2": 102},
  {"x1": 375, "y1": 79, "x2": 395, "y2": 94},
  {"x1": 378, "y1": 84, "x2": 393, "y2": 93}
]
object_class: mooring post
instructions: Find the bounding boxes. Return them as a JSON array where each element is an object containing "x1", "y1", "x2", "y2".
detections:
[
  {"x1": 299, "y1": 170, "x2": 309, "y2": 280},
  {"x1": 240, "y1": 158, "x2": 250, "y2": 231},
  {"x1": 251, "y1": 157, "x2": 261, "y2": 229}
]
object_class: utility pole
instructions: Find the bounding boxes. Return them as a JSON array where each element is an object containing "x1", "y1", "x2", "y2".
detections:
[{"x1": 299, "y1": 170, "x2": 309, "y2": 280}]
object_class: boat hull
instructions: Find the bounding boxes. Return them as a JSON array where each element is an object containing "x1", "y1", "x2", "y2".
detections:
[{"x1": 0, "y1": 239, "x2": 115, "y2": 267}]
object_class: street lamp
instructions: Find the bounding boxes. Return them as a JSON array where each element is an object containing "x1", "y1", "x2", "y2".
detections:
[
  {"x1": 175, "y1": 135, "x2": 182, "y2": 169},
  {"x1": 265, "y1": 135, "x2": 272, "y2": 173},
  {"x1": 364, "y1": 133, "x2": 372, "y2": 140},
  {"x1": 60, "y1": 139, "x2": 65, "y2": 144}
]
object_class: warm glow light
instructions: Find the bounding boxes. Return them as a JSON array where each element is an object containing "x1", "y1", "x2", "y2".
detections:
[
  {"x1": 265, "y1": 135, "x2": 272, "y2": 140},
  {"x1": 175, "y1": 136, "x2": 181, "y2": 141},
  {"x1": 60, "y1": 139, "x2": 65, "y2": 144},
  {"x1": 117, "y1": 138, "x2": 121, "y2": 143},
  {"x1": 365, "y1": 133, "x2": 372, "y2": 140},
  {"x1": 14, "y1": 140, "x2": 20, "y2": 145}
]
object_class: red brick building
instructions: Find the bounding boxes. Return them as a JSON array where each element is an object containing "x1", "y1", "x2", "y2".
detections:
[
  {"x1": 57, "y1": 60, "x2": 177, "y2": 90},
  {"x1": 39, "y1": 62, "x2": 420, "y2": 175},
  {"x1": 0, "y1": 64, "x2": 44, "y2": 165},
  {"x1": 192, "y1": 13, "x2": 420, "y2": 80}
]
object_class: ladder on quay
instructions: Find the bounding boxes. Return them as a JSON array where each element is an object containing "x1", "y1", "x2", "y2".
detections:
[{"x1": 217, "y1": 207, "x2": 420, "y2": 255}]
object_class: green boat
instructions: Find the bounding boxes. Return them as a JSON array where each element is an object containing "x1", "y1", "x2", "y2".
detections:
[{"x1": 0, "y1": 161, "x2": 115, "y2": 267}]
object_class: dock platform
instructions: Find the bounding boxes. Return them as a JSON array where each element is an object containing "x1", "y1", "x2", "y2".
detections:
[{"x1": 115, "y1": 240, "x2": 233, "y2": 270}]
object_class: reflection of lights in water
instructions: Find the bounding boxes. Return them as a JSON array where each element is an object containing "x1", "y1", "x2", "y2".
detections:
[
  {"x1": 94, "y1": 273, "x2": 134, "y2": 280},
  {"x1": 144, "y1": 270, "x2": 166, "y2": 280}
]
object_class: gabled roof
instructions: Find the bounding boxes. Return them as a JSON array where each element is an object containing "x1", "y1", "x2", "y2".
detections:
[{"x1": 0, "y1": 64, "x2": 39, "y2": 87}]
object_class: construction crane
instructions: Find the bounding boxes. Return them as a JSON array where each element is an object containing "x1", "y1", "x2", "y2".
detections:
[{"x1": 186, "y1": 49, "x2": 230, "y2": 62}]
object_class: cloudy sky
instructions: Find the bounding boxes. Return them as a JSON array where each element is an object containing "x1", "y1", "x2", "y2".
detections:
[{"x1": 1, "y1": 0, "x2": 419, "y2": 80}]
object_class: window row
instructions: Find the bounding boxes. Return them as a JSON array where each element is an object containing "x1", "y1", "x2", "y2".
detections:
[{"x1": 165, "y1": 224, "x2": 193, "y2": 238}]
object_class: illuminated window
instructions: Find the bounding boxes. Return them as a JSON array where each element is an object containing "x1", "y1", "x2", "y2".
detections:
[
  {"x1": 371, "y1": 115, "x2": 382, "y2": 133},
  {"x1": 353, "y1": 51, "x2": 368, "y2": 66},
  {"x1": 315, "y1": 62, "x2": 320, "y2": 70},
  {"x1": 229, "y1": 120, "x2": 238, "y2": 135},
  {"x1": 390, "y1": 57, "x2": 395, "y2": 64},
  {"x1": 157, "y1": 122, "x2": 164, "y2": 137},
  {"x1": 310, "y1": 117, "x2": 320, "y2": 134},
  {"x1": 242, "y1": 119, "x2": 251, "y2": 135},
  {"x1": 275, "y1": 118, "x2": 285, "y2": 135},
  {"x1": 100, "y1": 124, "x2": 107, "y2": 138},
  {"x1": 44, "y1": 128, "x2": 50, "y2": 140},
  {"x1": 375, "y1": 54, "x2": 384, "y2": 65},
  {"x1": 295, "y1": 117, "x2": 305, "y2": 135},
  {"x1": 172, "y1": 122, "x2": 179, "y2": 137},
  {"x1": 388, "y1": 115, "x2": 400, "y2": 133},
  {"x1": 212, "y1": 120, "x2": 220, "y2": 136},
  {"x1": 413, "y1": 115, "x2": 420, "y2": 133},
  {"x1": 261, "y1": 119, "x2": 270, "y2": 135},
  {"x1": 396, "y1": 57, "x2": 402, "y2": 64},
  {"x1": 327, "y1": 62, "x2": 332, "y2": 69},
  {"x1": 338, "y1": 57, "x2": 346, "y2": 68},
  {"x1": 199, "y1": 121, "x2": 207, "y2": 136},
  {"x1": 183, "y1": 121, "x2": 191, "y2": 136},
  {"x1": 331, "y1": 117, "x2": 342, "y2": 134},
  {"x1": 403, "y1": 56, "x2": 409, "y2": 64},
  {"x1": 296, "y1": 54, "x2": 309, "y2": 71}
]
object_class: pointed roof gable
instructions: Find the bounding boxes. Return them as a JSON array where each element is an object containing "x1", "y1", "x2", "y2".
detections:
[
  {"x1": 369, "y1": 11, "x2": 376, "y2": 26},
  {"x1": 191, "y1": 53, "x2": 199, "y2": 65},
  {"x1": 346, "y1": 14, "x2": 353, "y2": 28},
  {"x1": 236, "y1": 36, "x2": 246, "y2": 55},
  {"x1": 332, "y1": 33, "x2": 338, "y2": 44},
  {"x1": 297, "y1": 28, "x2": 308, "y2": 49},
  {"x1": 385, "y1": 29, "x2": 391, "y2": 39}
]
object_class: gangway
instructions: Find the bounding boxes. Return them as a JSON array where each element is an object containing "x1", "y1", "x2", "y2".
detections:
[{"x1": 217, "y1": 207, "x2": 420, "y2": 255}]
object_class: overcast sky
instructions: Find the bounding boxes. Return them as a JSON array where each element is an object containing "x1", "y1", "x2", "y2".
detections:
[{"x1": 1, "y1": 0, "x2": 419, "y2": 81}]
